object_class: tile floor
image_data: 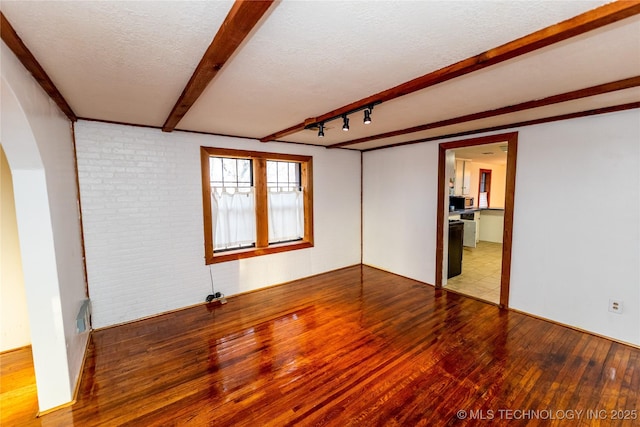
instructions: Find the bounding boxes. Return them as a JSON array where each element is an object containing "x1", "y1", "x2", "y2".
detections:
[{"x1": 446, "y1": 241, "x2": 502, "y2": 304}]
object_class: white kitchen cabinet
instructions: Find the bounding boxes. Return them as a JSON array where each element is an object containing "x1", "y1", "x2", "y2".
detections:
[
  {"x1": 454, "y1": 159, "x2": 471, "y2": 196},
  {"x1": 478, "y1": 209, "x2": 505, "y2": 243}
]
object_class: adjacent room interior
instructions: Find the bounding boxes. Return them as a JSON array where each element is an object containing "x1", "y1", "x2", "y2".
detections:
[
  {"x1": 444, "y1": 141, "x2": 509, "y2": 305},
  {"x1": 1, "y1": 1, "x2": 639, "y2": 425}
]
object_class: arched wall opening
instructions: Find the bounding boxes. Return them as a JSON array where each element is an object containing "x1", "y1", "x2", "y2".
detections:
[
  {"x1": 0, "y1": 144, "x2": 31, "y2": 351},
  {"x1": 1, "y1": 75, "x2": 74, "y2": 411}
]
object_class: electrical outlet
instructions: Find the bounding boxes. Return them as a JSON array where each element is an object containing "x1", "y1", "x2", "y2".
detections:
[{"x1": 608, "y1": 299, "x2": 623, "y2": 314}]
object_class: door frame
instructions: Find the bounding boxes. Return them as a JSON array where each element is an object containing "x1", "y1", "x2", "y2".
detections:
[{"x1": 435, "y1": 132, "x2": 518, "y2": 308}]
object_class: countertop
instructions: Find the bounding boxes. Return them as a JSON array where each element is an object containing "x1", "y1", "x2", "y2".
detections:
[{"x1": 448, "y1": 207, "x2": 505, "y2": 217}]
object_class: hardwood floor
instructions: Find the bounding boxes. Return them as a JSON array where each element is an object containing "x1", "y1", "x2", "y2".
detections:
[
  {"x1": 0, "y1": 345, "x2": 38, "y2": 425},
  {"x1": 2, "y1": 265, "x2": 639, "y2": 426}
]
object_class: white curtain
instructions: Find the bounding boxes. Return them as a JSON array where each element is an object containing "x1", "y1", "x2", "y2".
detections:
[
  {"x1": 211, "y1": 188, "x2": 256, "y2": 250},
  {"x1": 268, "y1": 189, "x2": 304, "y2": 243},
  {"x1": 479, "y1": 192, "x2": 488, "y2": 208}
]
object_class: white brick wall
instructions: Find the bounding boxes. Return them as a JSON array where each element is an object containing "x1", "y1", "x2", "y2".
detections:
[{"x1": 75, "y1": 121, "x2": 361, "y2": 328}]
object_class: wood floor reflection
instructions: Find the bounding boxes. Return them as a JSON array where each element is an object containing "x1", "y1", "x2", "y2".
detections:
[{"x1": 3, "y1": 265, "x2": 639, "y2": 426}]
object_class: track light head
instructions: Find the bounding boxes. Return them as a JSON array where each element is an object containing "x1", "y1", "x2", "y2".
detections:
[
  {"x1": 342, "y1": 115, "x2": 349, "y2": 131},
  {"x1": 363, "y1": 109, "x2": 372, "y2": 125},
  {"x1": 307, "y1": 102, "x2": 378, "y2": 136}
]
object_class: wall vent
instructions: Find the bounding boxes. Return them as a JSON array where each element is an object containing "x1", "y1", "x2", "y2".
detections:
[{"x1": 76, "y1": 299, "x2": 91, "y2": 333}]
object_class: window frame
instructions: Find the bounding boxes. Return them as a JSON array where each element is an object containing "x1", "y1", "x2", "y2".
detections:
[
  {"x1": 478, "y1": 168, "x2": 492, "y2": 208},
  {"x1": 201, "y1": 147, "x2": 313, "y2": 264}
]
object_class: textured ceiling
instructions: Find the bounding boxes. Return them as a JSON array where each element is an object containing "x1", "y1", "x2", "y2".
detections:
[
  {"x1": 453, "y1": 143, "x2": 508, "y2": 166},
  {"x1": 351, "y1": 87, "x2": 640, "y2": 151},
  {"x1": 1, "y1": 0, "x2": 638, "y2": 150},
  {"x1": 1, "y1": 0, "x2": 235, "y2": 126}
]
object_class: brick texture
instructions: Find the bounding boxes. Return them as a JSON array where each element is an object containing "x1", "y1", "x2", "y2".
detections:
[{"x1": 75, "y1": 121, "x2": 361, "y2": 328}]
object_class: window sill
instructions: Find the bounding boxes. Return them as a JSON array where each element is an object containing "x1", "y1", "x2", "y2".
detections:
[{"x1": 207, "y1": 240, "x2": 313, "y2": 264}]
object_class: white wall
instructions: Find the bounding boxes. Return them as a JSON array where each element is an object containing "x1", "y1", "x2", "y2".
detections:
[
  {"x1": 74, "y1": 121, "x2": 361, "y2": 328},
  {"x1": 363, "y1": 109, "x2": 640, "y2": 346},
  {"x1": 363, "y1": 142, "x2": 439, "y2": 284},
  {"x1": 509, "y1": 110, "x2": 639, "y2": 346},
  {"x1": 0, "y1": 146, "x2": 31, "y2": 351},
  {"x1": 1, "y1": 42, "x2": 89, "y2": 410}
]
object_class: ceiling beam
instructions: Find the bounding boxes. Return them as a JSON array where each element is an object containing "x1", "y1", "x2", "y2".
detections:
[
  {"x1": 362, "y1": 102, "x2": 640, "y2": 152},
  {"x1": 1, "y1": 12, "x2": 77, "y2": 122},
  {"x1": 162, "y1": 0, "x2": 275, "y2": 132},
  {"x1": 260, "y1": 1, "x2": 640, "y2": 142},
  {"x1": 328, "y1": 76, "x2": 640, "y2": 148}
]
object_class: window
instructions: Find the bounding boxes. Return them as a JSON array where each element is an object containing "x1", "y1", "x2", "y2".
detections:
[
  {"x1": 478, "y1": 168, "x2": 492, "y2": 208},
  {"x1": 201, "y1": 147, "x2": 313, "y2": 264},
  {"x1": 209, "y1": 156, "x2": 255, "y2": 252},
  {"x1": 266, "y1": 160, "x2": 303, "y2": 244}
]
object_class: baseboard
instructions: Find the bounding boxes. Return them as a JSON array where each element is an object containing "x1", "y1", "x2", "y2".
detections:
[
  {"x1": 36, "y1": 399, "x2": 75, "y2": 417},
  {"x1": 93, "y1": 300, "x2": 207, "y2": 332},
  {"x1": 94, "y1": 264, "x2": 362, "y2": 332},
  {"x1": 362, "y1": 263, "x2": 639, "y2": 350},
  {"x1": 36, "y1": 329, "x2": 92, "y2": 417},
  {"x1": 362, "y1": 263, "x2": 436, "y2": 287},
  {"x1": 223, "y1": 264, "x2": 362, "y2": 301},
  {"x1": 508, "y1": 307, "x2": 640, "y2": 350},
  {"x1": 441, "y1": 286, "x2": 499, "y2": 307},
  {"x1": 0, "y1": 343, "x2": 31, "y2": 355},
  {"x1": 71, "y1": 330, "x2": 92, "y2": 402}
]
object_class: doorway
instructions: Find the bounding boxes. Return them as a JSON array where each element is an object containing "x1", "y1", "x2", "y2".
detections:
[
  {"x1": 1, "y1": 75, "x2": 79, "y2": 411},
  {"x1": 0, "y1": 145, "x2": 31, "y2": 351},
  {"x1": 435, "y1": 132, "x2": 518, "y2": 308}
]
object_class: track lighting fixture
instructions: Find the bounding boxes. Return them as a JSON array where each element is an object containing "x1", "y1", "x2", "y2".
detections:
[
  {"x1": 342, "y1": 115, "x2": 349, "y2": 131},
  {"x1": 363, "y1": 109, "x2": 371, "y2": 125},
  {"x1": 305, "y1": 101, "x2": 380, "y2": 138},
  {"x1": 364, "y1": 103, "x2": 374, "y2": 125}
]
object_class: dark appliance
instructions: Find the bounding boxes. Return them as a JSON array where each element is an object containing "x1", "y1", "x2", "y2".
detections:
[
  {"x1": 449, "y1": 196, "x2": 474, "y2": 210},
  {"x1": 448, "y1": 220, "x2": 464, "y2": 278}
]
